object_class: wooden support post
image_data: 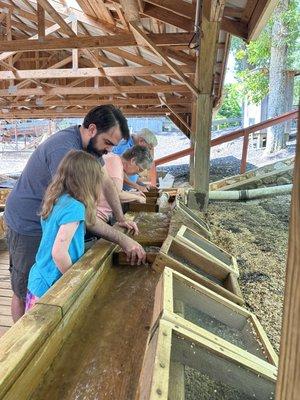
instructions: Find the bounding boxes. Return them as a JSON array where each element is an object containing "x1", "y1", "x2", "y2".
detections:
[
  {"x1": 240, "y1": 132, "x2": 250, "y2": 174},
  {"x1": 188, "y1": 9, "x2": 222, "y2": 210},
  {"x1": 5, "y1": 10, "x2": 13, "y2": 87},
  {"x1": 72, "y1": 18, "x2": 78, "y2": 70},
  {"x1": 275, "y1": 112, "x2": 300, "y2": 399},
  {"x1": 37, "y1": 3, "x2": 45, "y2": 41}
]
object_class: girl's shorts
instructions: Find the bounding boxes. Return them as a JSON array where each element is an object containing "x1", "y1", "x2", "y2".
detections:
[{"x1": 25, "y1": 290, "x2": 40, "y2": 312}]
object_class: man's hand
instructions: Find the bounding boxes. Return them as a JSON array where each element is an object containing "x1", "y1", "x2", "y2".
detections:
[
  {"x1": 137, "y1": 195, "x2": 146, "y2": 204},
  {"x1": 117, "y1": 220, "x2": 139, "y2": 235},
  {"x1": 120, "y1": 236, "x2": 146, "y2": 265},
  {"x1": 137, "y1": 184, "x2": 149, "y2": 193}
]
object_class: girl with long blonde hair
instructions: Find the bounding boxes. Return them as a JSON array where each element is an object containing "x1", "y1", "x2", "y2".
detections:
[{"x1": 25, "y1": 150, "x2": 103, "y2": 311}]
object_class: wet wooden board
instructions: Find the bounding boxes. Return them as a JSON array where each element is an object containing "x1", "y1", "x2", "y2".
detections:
[
  {"x1": 129, "y1": 212, "x2": 171, "y2": 247},
  {"x1": 29, "y1": 266, "x2": 161, "y2": 400}
]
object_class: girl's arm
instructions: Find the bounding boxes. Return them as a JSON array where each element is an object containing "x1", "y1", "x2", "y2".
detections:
[
  {"x1": 52, "y1": 222, "x2": 79, "y2": 274},
  {"x1": 101, "y1": 167, "x2": 139, "y2": 234}
]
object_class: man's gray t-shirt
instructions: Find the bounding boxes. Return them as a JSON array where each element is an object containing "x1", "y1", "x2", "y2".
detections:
[{"x1": 5, "y1": 125, "x2": 101, "y2": 236}]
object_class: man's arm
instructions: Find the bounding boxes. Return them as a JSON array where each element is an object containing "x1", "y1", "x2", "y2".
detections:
[
  {"x1": 88, "y1": 217, "x2": 146, "y2": 265},
  {"x1": 123, "y1": 173, "x2": 148, "y2": 193},
  {"x1": 101, "y1": 168, "x2": 139, "y2": 234}
]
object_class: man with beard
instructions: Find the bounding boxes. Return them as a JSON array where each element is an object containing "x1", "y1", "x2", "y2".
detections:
[{"x1": 4, "y1": 105, "x2": 146, "y2": 322}]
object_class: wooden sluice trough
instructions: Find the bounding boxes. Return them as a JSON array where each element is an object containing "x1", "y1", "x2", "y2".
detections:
[{"x1": 0, "y1": 203, "x2": 278, "y2": 399}]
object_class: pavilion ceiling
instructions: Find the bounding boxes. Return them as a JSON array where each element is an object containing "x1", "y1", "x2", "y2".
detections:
[{"x1": 0, "y1": 0, "x2": 277, "y2": 120}]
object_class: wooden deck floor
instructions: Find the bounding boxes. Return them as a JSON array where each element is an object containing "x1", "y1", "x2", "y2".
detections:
[{"x1": 0, "y1": 250, "x2": 13, "y2": 337}]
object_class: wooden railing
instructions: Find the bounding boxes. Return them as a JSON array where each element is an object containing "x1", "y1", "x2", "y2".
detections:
[{"x1": 150, "y1": 110, "x2": 298, "y2": 185}]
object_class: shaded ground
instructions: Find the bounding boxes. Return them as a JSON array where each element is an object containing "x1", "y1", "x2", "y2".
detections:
[{"x1": 206, "y1": 195, "x2": 290, "y2": 352}]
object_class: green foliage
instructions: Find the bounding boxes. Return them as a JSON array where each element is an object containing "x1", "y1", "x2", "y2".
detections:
[
  {"x1": 231, "y1": 0, "x2": 300, "y2": 104},
  {"x1": 215, "y1": 84, "x2": 243, "y2": 128},
  {"x1": 217, "y1": 83, "x2": 242, "y2": 118}
]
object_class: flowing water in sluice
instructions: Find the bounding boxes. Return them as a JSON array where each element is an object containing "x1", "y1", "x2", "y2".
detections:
[{"x1": 31, "y1": 266, "x2": 159, "y2": 400}]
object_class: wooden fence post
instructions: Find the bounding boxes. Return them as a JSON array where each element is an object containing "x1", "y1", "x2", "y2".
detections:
[{"x1": 275, "y1": 112, "x2": 300, "y2": 399}]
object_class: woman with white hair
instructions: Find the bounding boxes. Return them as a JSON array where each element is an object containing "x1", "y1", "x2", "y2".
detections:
[
  {"x1": 112, "y1": 128, "x2": 158, "y2": 192},
  {"x1": 97, "y1": 145, "x2": 153, "y2": 223}
]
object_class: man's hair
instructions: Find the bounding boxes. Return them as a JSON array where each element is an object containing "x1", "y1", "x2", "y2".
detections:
[
  {"x1": 83, "y1": 105, "x2": 129, "y2": 140},
  {"x1": 122, "y1": 145, "x2": 153, "y2": 170},
  {"x1": 136, "y1": 128, "x2": 158, "y2": 147},
  {"x1": 109, "y1": 105, "x2": 130, "y2": 140}
]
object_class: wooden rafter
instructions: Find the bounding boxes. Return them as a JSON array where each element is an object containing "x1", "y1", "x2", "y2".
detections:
[
  {"x1": 0, "y1": 65, "x2": 194, "y2": 81},
  {"x1": 130, "y1": 21, "x2": 199, "y2": 97},
  {"x1": 0, "y1": 32, "x2": 192, "y2": 52}
]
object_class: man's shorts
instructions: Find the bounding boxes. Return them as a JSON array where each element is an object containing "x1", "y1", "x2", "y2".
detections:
[{"x1": 6, "y1": 226, "x2": 41, "y2": 301}]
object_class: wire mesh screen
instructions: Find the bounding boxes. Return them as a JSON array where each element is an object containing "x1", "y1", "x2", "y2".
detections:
[
  {"x1": 173, "y1": 278, "x2": 268, "y2": 361},
  {"x1": 170, "y1": 332, "x2": 275, "y2": 400},
  {"x1": 183, "y1": 230, "x2": 232, "y2": 266}
]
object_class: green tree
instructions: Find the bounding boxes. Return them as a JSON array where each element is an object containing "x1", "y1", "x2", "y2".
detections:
[
  {"x1": 215, "y1": 83, "x2": 242, "y2": 128},
  {"x1": 231, "y1": 0, "x2": 299, "y2": 152}
]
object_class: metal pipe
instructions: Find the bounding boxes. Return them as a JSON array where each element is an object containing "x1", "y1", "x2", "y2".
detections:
[{"x1": 209, "y1": 184, "x2": 293, "y2": 201}]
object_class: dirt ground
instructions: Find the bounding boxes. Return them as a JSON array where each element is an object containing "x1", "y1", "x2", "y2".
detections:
[{"x1": 204, "y1": 194, "x2": 291, "y2": 353}]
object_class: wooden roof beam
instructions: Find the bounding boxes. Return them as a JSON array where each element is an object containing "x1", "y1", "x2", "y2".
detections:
[
  {"x1": 142, "y1": 4, "x2": 193, "y2": 31},
  {"x1": 221, "y1": 17, "x2": 248, "y2": 40},
  {"x1": 0, "y1": 65, "x2": 195, "y2": 80},
  {"x1": 248, "y1": 0, "x2": 278, "y2": 41},
  {"x1": 37, "y1": 0, "x2": 76, "y2": 37},
  {"x1": 0, "y1": 32, "x2": 191, "y2": 52},
  {"x1": 0, "y1": 16, "x2": 73, "y2": 62},
  {"x1": 9, "y1": 96, "x2": 192, "y2": 108},
  {"x1": 37, "y1": 2, "x2": 46, "y2": 41},
  {"x1": 0, "y1": 107, "x2": 190, "y2": 118},
  {"x1": 130, "y1": 21, "x2": 199, "y2": 97},
  {"x1": 144, "y1": 0, "x2": 194, "y2": 19},
  {"x1": 0, "y1": 84, "x2": 190, "y2": 97}
]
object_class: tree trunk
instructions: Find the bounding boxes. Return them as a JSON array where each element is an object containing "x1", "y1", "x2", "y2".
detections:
[{"x1": 266, "y1": 0, "x2": 290, "y2": 154}]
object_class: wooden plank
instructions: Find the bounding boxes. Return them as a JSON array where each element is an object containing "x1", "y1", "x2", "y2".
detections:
[
  {"x1": 0, "y1": 84, "x2": 190, "y2": 98},
  {"x1": 142, "y1": 4, "x2": 193, "y2": 31},
  {"x1": 144, "y1": 0, "x2": 194, "y2": 18},
  {"x1": 248, "y1": 0, "x2": 278, "y2": 41},
  {"x1": 148, "y1": 321, "x2": 172, "y2": 399},
  {"x1": 0, "y1": 65, "x2": 194, "y2": 81},
  {"x1": 275, "y1": 111, "x2": 300, "y2": 399},
  {"x1": 0, "y1": 32, "x2": 192, "y2": 52},
  {"x1": 221, "y1": 17, "x2": 248, "y2": 39},
  {"x1": 37, "y1": 3, "x2": 45, "y2": 41},
  {"x1": 0, "y1": 314, "x2": 13, "y2": 327},
  {"x1": 135, "y1": 328, "x2": 159, "y2": 400},
  {"x1": 37, "y1": 239, "x2": 115, "y2": 315},
  {"x1": 128, "y1": 203, "x2": 159, "y2": 213},
  {"x1": 0, "y1": 17, "x2": 74, "y2": 62},
  {"x1": 0, "y1": 305, "x2": 62, "y2": 399}
]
